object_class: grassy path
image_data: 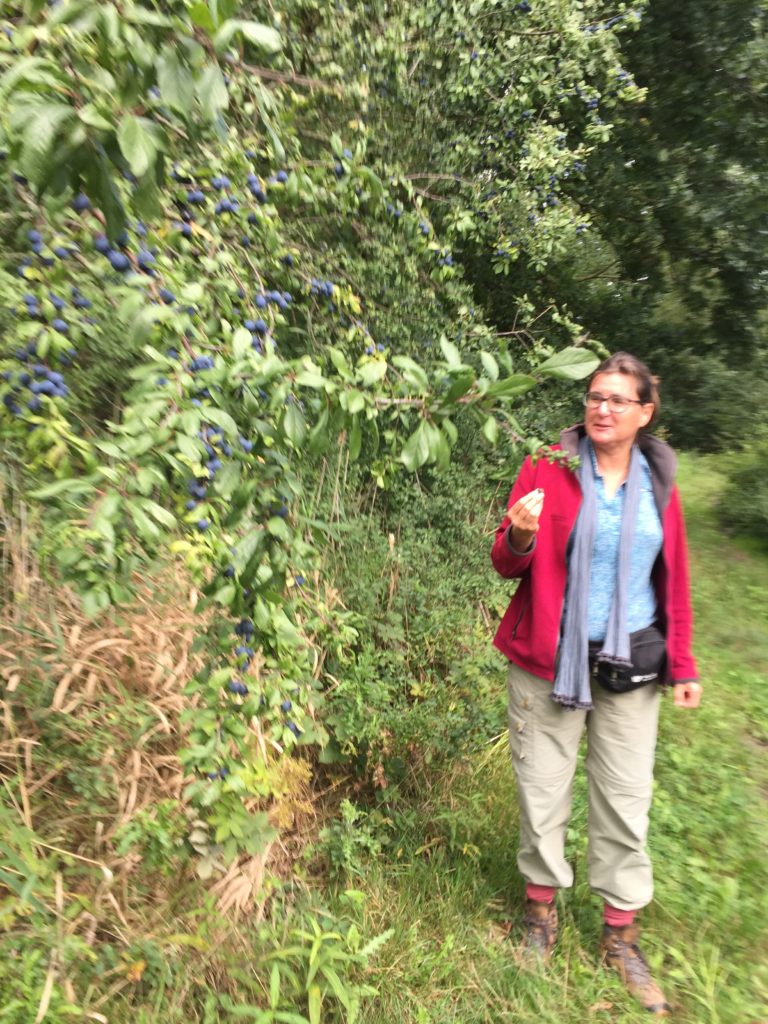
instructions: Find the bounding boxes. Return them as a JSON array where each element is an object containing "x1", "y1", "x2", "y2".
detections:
[{"x1": 334, "y1": 455, "x2": 768, "y2": 1024}]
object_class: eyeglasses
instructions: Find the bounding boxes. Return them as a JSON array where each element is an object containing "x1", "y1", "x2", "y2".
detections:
[{"x1": 584, "y1": 391, "x2": 646, "y2": 415}]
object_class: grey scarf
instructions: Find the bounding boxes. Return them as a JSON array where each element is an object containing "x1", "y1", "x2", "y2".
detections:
[{"x1": 551, "y1": 436, "x2": 643, "y2": 710}]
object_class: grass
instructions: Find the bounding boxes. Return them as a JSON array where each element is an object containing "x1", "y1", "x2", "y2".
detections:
[{"x1": 322, "y1": 454, "x2": 768, "y2": 1024}]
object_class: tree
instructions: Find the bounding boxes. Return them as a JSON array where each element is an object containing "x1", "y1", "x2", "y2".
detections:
[{"x1": 1, "y1": 0, "x2": 608, "y2": 867}]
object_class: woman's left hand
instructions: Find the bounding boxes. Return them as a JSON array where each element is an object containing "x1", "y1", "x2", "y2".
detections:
[{"x1": 673, "y1": 681, "x2": 703, "y2": 708}]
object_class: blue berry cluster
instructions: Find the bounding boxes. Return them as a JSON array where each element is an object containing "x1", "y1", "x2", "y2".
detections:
[
  {"x1": 246, "y1": 173, "x2": 268, "y2": 203},
  {"x1": 184, "y1": 423, "x2": 251, "y2": 525},
  {"x1": 214, "y1": 197, "x2": 240, "y2": 215},
  {"x1": 3, "y1": 362, "x2": 69, "y2": 415},
  {"x1": 189, "y1": 354, "x2": 215, "y2": 373},
  {"x1": 243, "y1": 318, "x2": 268, "y2": 352},
  {"x1": 255, "y1": 289, "x2": 292, "y2": 313},
  {"x1": 309, "y1": 278, "x2": 334, "y2": 299}
]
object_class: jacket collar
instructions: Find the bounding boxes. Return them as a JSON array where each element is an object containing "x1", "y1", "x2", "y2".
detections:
[{"x1": 559, "y1": 423, "x2": 677, "y2": 513}]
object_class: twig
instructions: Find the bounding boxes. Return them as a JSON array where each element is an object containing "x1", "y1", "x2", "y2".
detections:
[{"x1": 240, "y1": 61, "x2": 336, "y2": 91}]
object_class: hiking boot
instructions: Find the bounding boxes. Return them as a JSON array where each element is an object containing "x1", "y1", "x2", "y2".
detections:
[
  {"x1": 600, "y1": 923, "x2": 672, "y2": 1016},
  {"x1": 521, "y1": 899, "x2": 558, "y2": 963}
]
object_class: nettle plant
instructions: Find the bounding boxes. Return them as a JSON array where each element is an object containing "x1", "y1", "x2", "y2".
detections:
[{"x1": 0, "y1": 0, "x2": 598, "y2": 868}]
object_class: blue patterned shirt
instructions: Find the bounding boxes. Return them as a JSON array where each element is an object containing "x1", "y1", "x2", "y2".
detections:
[{"x1": 587, "y1": 442, "x2": 663, "y2": 642}]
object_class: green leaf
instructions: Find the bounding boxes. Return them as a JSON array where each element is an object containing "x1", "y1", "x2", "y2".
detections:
[
  {"x1": 196, "y1": 64, "x2": 229, "y2": 120},
  {"x1": 48, "y1": 0, "x2": 95, "y2": 27},
  {"x1": 320, "y1": 967, "x2": 351, "y2": 1011},
  {"x1": 348, "y1": 415, "x2": 362, "y2": 461},
  {"x1": 267, "y1": 516, "x2": 291, "y2": 540},
  {"x1": 284, "y1": 403, "x2": 307, "y2": 447},
  {"x1": 439, "y1": 336, "x2": 462, "y2": 368},
  {"x1": 176, "y1": 433, "x2": 202, "y2": 462},
  {"x1": 328, "y1": 348, "x2": 350, "y2": 374},
  {"x1": 99, "y1": 3, "x2": 120, "y2": 44},
  {"x1": 83, "y1": 144, "x2": 126, "y2": 238},
  {"x1": 232, "y1": 528, "x2": 266, "y2": 571},
  {"x1": 266, "y1": 122, "x2": 285, "y2": 164},
  {"x1": 482, "y1": 415, "x2": 499, "y2": 445},
  {"x1": 357, "y1": 926, "x2": 395, "y2": 960},
  {"x1": 356, "y1": 166, "x2": 384, "y2": 198},
  {"x1": 269, "y1": 963, "x2": 281, "y2": 1011},
  {"x1": 213, "y1": 461, "x2": 241, "y2": 499},
  {"x1": 308, "y1": 407, "x2": 331, "y2": 455},
  {"x1": 79, "y1": 104, "x2": 112, "y2": 131},
  {"x1": 117, "y1": 115, "x2": 158, "y2": 178},
  {"x1": 231, "y1": 327, "x2": 252, "y2": 360},
  {"x1": 94, "y1": 440, "x2": 124, "y2": 459},
  {"x1": 181, "y1": 283, "x2": 205, "y2": 303},
  {"x1": 391, "y1": 355, "x2": 429, "y2": 391},
  {"x1": 214, "y1": 583, "x2": 236, "y2": 606},
  {"x1": 36, "y1": 333, "x2": 51, "y2": 360},
  {"x1": 17, "y1": 101, "x2": 74, "y2": 188},
  {"x1": 136, "y1": 499, "x2": 177, "y2": 529},
  {"x1": 128, "y1": 503, "x2": 162, "y2": 542},
  {"x1": 188, "y1": 1, "x2": 215, "y2": 31},
  {"x1": 485, "y1": 374, "x2": 537, "y2": 400},
  {"x1": 130, "y1": 305, "x2": 176, "y2": 346},
  {"x1": 366, "y1": 416, "x2": 380, "y2": 456},
  {"x1": 400, "y1": 422, "x2": 429, "y2": 471},
  {"x1": 480, "y1": 351, "x2": 499, "y2": 381},
  {"x1": 536, "y1": 347, "x2": 599, "y2": 381},
  {"x1": 346, "y1": 389, "x2": 366, "y2": 415},
  {"x1": 443, "y1": 372, "x2": 475, "y2": 403},
  {"x1": 294, "y1": 367, "x2": 327, "y2": 389},
  {"x1": 357, "y1": 360, "x2": 387, "y2": 386},
  {"x1": 122, "y1": 7, "x2": 174, "y2": 26},
  {"x1": 214, "y1": 20, "x2": 281, "y2": 55},
  {"x1": 205, "y1": 407, "x2": 239, "y2": 438},
  {"x1": 81, "y1": 588, "x2": 110, "y2": 620},
  {"x1": 56, "y1": 547, "x2": 84, "y2": 569},
  {"x1": 133, "y1": 172, "x2": 163, "y2": 222},
  {"x1": 156, "y1": 51, "x2": 195, "y2": 116},
  {"x1": 308, "y1": 985, "x2": 322, "y2": 1024},
  {"x1": 29, "y1": 476, "x2": 98, "y2": 500},
  {"x1": 425, "y1": 422, "x2": 450, "y2": 471},
  {"x1": 271, "y1": 607, "x2": 299, "y2": 644},
  {"x1": 0, "y1": 57, "x2": 64, "y2": 99}
]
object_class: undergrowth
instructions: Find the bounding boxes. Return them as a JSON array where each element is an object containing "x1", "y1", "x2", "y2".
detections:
[
  {"x1": 314, "y1": 453, "x2": 768, "y2": 1024},
  {"x1": 3, "y1": 432, "x2": 766, "y2": 1022}
]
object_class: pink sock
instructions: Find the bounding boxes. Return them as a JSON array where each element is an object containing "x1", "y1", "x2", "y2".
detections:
[
  {"x1": 526, "y1": 883, "x2": 556, "y2": 904},
  {"x1": 604, "y1": 903, "x2": 637, "y2": 927}
]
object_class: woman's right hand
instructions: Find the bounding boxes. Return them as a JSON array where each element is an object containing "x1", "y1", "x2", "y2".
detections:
[{"x1": 506, "y1": 488, "x2": 545, "y2": 552}]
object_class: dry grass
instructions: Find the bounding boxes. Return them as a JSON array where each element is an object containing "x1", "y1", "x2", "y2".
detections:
[{"x1": 0, "y1": 471, "x2": 337, "y2": 927}]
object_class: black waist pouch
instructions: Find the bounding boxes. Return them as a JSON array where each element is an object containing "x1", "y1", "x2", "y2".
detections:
[{"x1": 589, "y1": 625, "x2": 667, "y2": 694}]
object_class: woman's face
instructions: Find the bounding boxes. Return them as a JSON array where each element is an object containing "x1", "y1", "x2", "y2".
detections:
[{"x1": 585, "y1": 371, "x2": 654, "y2": 450}]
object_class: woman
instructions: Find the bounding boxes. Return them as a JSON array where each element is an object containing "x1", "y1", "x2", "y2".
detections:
[{"x1": 491, "y1": 352, "x2": 702, "y2": 1017}]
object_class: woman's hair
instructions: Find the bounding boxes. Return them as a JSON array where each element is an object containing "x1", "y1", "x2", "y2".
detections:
[{"x1": 588, "y1": 351, "x2": 661, "y2": 426}]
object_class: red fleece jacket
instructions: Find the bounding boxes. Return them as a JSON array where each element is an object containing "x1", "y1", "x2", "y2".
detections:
[{"x1": 491, "y1": 427, "x2": 698, "y2": 685}]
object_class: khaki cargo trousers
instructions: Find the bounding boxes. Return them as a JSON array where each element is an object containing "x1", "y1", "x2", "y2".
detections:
[{"x1": 507, "y1": 661, "x2": 661, "y2": 911}]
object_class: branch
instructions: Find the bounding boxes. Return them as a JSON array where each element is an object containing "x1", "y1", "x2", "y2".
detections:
[
  {"x1": 573, "y1": 260, "x2": 621, "y2": 282},
  {"x1": 405, "y1": 172, "x2": 473, "y2": 186},
  {"x1": 240, "y1": 62, "x2": 337, "y2": 91}
]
